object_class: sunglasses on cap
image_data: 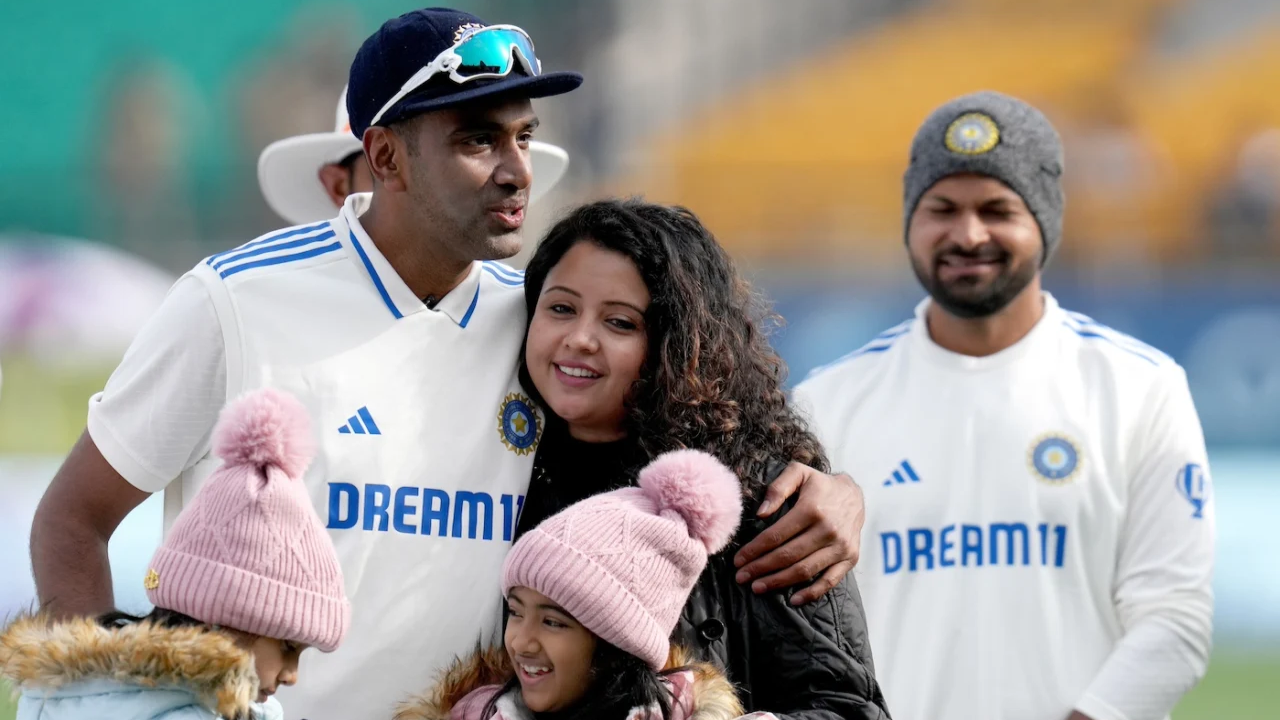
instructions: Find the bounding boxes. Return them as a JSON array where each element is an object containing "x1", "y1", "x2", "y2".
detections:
[{"x1": 369, "y1": 24, "x2": 541, "y2": 127}]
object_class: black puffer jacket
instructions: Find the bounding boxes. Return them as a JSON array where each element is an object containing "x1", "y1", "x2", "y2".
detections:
[
  {"x1": 674, "y1": 463, "x2": 889, "y2": 720},
  {"x1": 516, "y1": 432, "x2": 891, "y2": 720}
]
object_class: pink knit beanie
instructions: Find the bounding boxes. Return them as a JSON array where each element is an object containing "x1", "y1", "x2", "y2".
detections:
[
  {"x1": 502, "y1": 449, "x2": 743, "y2": 669},
  {"x1": 145, "y1": 388, "x2": 350, "y2": 652}
]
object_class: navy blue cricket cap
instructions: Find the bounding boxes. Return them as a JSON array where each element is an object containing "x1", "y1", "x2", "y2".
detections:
[{"x1": 346, "y1": 7, "x2": 583, "y2": 139}]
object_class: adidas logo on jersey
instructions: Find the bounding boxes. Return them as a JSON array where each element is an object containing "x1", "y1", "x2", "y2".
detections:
[
  {"x1": 882, "y1": 460, "x2": 920, "y2": 486},
  {"x1": 338, "y1": 406, "x2": 381, "y2": 435}
]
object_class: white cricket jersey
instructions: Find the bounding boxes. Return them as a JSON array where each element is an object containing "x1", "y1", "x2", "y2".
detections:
[
  {"x1": 794, "y1": 293, "x2": 1214, "y2": 720},
  {"x1": 88, "y1": 193, "x2": 542, "y2": 720}
]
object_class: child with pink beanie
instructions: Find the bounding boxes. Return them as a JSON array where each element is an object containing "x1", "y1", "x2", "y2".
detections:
[
  {"x1": 1, "y1": 389, "x2": 350, "y2": 720},
  {"x1": 394, "y1": 450, "x2": 777, "y2": 720}
]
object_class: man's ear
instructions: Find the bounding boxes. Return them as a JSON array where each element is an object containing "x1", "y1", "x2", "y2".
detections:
[
  {"x1": 317, "y1": 162, "x2": 352, "y2": 208},
  {"x1": 363, "y1": 127, "x2": 408, "y2": 192}
]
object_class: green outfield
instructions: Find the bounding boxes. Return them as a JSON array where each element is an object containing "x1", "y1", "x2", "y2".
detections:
[
  {"x1": 0, "y1": 355, "x2": 113, "y2": 455},
  {"x1": 1171, "y1": 653, "x2": 1280, "y2": 719}
]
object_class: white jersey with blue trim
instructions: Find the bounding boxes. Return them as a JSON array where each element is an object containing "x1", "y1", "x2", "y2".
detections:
[
  {"x1": 87, "y1": 192, "x2": 540, "y2": 720},
  {"x1": 794, "y1": 293, "x2": 1214, "y2": 720}
]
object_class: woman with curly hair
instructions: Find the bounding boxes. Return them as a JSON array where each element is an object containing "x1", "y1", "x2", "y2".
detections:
[{"x1": 465, "y1": 199, "x2": 889, "y2": 719}]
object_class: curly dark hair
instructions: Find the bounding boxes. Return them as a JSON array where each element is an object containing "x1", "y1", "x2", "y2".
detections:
[{"x1": 520, "y1": 198, "x2": 827, "y2": 495}]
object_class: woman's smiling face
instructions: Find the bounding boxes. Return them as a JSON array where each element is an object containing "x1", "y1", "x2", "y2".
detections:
[{"x1": 524, "y1": 239, "x2": 650, "y2": 442}]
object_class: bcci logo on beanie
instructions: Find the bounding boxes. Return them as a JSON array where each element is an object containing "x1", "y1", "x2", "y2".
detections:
[{"x1": 945, "y1": 112, "x2": 1001, "y2": 155}]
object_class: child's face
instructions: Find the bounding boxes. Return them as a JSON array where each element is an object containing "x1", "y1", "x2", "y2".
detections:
[
  {"x1": 236, "y1": 634, "x2": 307, "y2": 703},
  {"x1": 504, "y1": 586, "x2": 598, "y2": 713}
]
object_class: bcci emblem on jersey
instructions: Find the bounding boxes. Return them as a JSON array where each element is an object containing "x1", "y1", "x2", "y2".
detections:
[
  {"x1": 1176, "y1": 462, "x2": 1210, "y2": 519},
  {"x1": 498, "y1": 393, "x2": 542, "y2": 455},
  {"x1": 1028, "y1": 434, "x2": 1081, "y2": 483}
]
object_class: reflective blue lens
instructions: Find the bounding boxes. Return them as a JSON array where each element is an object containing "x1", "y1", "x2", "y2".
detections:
[{"x1": 453, "y1": 27, "x2": 538, "y2": 78}]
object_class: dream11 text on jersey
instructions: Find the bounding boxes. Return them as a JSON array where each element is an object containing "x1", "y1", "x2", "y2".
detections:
[
  {"x1": 880, "y1": 522, "x2": 1069, "y2": 574},
  {"x1": 326, "y1": 482, "x2": 525, "y2": 541}
]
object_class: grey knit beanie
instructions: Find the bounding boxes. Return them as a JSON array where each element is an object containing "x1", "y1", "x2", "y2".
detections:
[{"x1": 903, "y1": 91, "x2": 1065, "y2": 264}]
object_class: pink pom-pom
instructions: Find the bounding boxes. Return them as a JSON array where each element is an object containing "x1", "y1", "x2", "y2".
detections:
[
  {"x1": 212, "y1": 388, "x2": 315, "y2": 479},
  {"x1": 637, "y1": 449, "x2": 743, "y2": 553}
]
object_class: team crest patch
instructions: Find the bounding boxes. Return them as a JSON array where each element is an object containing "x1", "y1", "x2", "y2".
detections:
[
  {"x1": 498, "y1": 393, "x2": 542, "y2": 455},
  {"x1": 454, "y1": 22, "x2": 487, "y2": 43},
  {"x1": 1028, "y1": 434, "x2": 1081, "y2": 484},
  {"x1": 945, "y1": 112, "x2": 1000, "y2": 155}
]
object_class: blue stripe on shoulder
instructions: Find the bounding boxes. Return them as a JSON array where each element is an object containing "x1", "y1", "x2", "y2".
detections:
[
  {"x1": 483, "y1": 265, "x2": 524, "y2": 286},
  {"x1": 804, "y1": 318, "x2": 914, "y2": 381},
  {"x1": 873, "y1": 319, "x2": 913, "y2": 340},
  {"x1": 1063, "y1": 312, "x2": 1171, "y2": 365},
  {"x1": 206, "y1": 221, "x2": 330, "y2": 266},
  {"x1": 219, "y1": 242, "x2": 341, "y2": 279},
  {"x1": 1062, "y1": 319, "x2": 1161, "y2": 366},
  {"x1": 211, "y1": 228, "x2": 336, "y2": 271},
  {"x1": 483, "y1": 261, "x2": 524, "y2": 280}
]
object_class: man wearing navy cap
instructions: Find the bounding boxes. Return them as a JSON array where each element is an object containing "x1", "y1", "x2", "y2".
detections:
[
  {"x1": 33, "y1": 8, "x2": 868, "y2": 718},
  {"x1": 257, "y1": 85, "x2": 572, "y2": 226}
]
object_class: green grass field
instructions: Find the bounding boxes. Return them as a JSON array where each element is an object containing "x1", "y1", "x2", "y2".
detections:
[
  {"x1": 2, "y1": 653, "x2": 1277, "y2": 719},
  {"x1": 0, "y1": 355, "x2": 113, "y2": 455},
  {"x1": 1171, "y1": 653, "x2": 1280, "y2": 718}
]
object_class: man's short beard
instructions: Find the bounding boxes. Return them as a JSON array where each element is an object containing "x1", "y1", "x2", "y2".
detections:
[{"x1": 911, "y1": 251, "x2": 1039, "y2": 319}]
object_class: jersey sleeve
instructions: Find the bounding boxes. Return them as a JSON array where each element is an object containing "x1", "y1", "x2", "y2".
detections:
[
  {"x1": 790, "y1": 381, "x2": 830, "y2": 452},
  {"x1": 87, "y1": 274, "x2": 228, "y2": 493},
  {"x1": 1075, "y1": 364, "x2": 1215, "y2": 720}
]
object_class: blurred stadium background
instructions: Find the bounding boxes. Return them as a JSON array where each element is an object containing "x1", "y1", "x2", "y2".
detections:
[{"x1": 2, "y1": 0, "x2": 1278, "y2": 717}]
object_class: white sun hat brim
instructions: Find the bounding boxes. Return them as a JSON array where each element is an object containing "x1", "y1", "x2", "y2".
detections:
[
  {"x1": 257, "y1": 132, "x2": 362, "y2": 227},
  {"x1": 257, "y1": 134, "x2": 571, "y2": 227},
  {"x1": 528, "y1": 140, "x2": 570, "y2": 205}
]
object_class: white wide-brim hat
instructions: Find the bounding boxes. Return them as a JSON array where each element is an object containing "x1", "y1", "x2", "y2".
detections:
[{"x1": 258, "y1": 87, "x2": 570, "y2": 226}]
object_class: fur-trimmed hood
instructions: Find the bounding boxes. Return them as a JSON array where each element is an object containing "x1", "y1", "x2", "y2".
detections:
[
  {"x1": 393, "y1": 645, "x2": 763, "y2": 720},
  {"x1": 0, "y1": 614, "x2": 259, "y2": 719}
]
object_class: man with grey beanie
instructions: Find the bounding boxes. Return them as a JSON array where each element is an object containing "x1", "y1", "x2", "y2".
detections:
[{"x1": 795, "y1": 91, "x2": 1214, "y2": 720}]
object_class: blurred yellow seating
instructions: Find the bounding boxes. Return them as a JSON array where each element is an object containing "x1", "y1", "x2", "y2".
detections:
[{"x1": 619, "y1": 4, "x2": 1149, "y2": 261}]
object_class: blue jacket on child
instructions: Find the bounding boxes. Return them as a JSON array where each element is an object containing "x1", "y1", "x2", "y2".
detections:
[{"x1": 1, "y1": 615, "x2": 283, "y2": 720}]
